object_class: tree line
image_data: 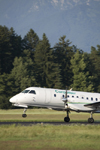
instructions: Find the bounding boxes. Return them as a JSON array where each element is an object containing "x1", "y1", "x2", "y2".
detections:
[{"x1": 0, "y1": 25, "x2": 100, "y2": 109}]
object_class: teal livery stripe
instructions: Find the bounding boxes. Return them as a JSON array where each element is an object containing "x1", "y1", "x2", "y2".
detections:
[
  {"x1": 68, "y1": 91, "x2": 76, "y2": 94},
  {"x1": 55, "y1": 90, "x2": 75, "y2": 95},
  {"x1": 68, "y1": 102, "x2": 90, "y2": 105}
]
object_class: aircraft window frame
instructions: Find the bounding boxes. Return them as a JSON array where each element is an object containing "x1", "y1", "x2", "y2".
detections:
[
  {"x1": 76, "y1": 96, "x2": 79, "y2": 98},
  {"x1": 29, "y1": 90, "x2": 36, "y2": 94},
  {"x1": 86, "y1": 97, "x2": 89, "y2": 100},
  {"x1": 22, "y1": 90, "x2": 30, "y2": 93},
  {"x1": 95, "y1": 98, "x2": 98, "y2": 101}
]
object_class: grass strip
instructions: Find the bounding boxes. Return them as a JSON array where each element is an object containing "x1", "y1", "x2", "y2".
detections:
[
  {"x1": 0, "y1": 109, "x2": 100, "y2": 122},
  {"x1": 0, "y1": 124, "x2": 100, "y2": 150}
]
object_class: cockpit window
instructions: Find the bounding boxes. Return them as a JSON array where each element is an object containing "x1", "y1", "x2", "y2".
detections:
[
  {"x1": 29, "y1": 90, "x2": 36, "y2": 94},
  {"x1": 22, "y1": 90, "x2": 30, "y2": 93}
]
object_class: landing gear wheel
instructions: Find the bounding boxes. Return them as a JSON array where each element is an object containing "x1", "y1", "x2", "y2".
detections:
[
  {"x1": 88, "y1": 112, "x2": 94, "y2": 123},
  {"x1": 22, "y1": 108, "x2": 27, "y2": 118},
  {"x1": 64, "y1": 117, "x2": 70, "y2": 122},
  {"x1": 22, "y1": 114, "x2": 27, "y2": 118},
  {"x1": 88, "y1": 118, "x2": 94, "y2": 123}
]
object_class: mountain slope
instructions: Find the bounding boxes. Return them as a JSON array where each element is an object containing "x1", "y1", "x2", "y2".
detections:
[{"x1": 0, "y1": 0, "x2": 100, "y2": 52}]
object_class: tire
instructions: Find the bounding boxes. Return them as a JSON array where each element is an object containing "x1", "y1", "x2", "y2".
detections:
[
  {"x1": 22, "y1": 114, "x2": 27, "y2": 118},
  {"x1": 88, "y1": 118, "x2": 94, "y2": 123},
  {"x1": 64, "y1": 117, "x2": 70, "y2": 122}
]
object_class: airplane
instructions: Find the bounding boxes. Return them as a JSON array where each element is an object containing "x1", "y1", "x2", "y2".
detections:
[{"x1": 9, "y1": 87, "x2": 100, "y2": 123}]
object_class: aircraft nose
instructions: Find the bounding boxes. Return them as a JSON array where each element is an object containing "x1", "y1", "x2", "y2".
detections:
[{"x1": 9, "y1": 97, "x2": 16, "y2": 103}]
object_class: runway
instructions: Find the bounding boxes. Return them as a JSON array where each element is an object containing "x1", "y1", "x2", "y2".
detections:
[{"x1": 0, "y1": 121, "x2": 100, "y2": 126}]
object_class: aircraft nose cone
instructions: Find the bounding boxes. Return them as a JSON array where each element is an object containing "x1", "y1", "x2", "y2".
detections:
[
  {"x1": 9, "y1": 97, "x2": 15, "y2": 103},
  {"x1": 9, "y1": 97, "x2": 13, "y2": 103}
]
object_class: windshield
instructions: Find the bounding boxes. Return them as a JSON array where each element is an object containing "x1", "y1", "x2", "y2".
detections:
[
  {"x1": 21, "y1": 90, "x2": 30, "y2": 93},
  {"x1": 29, "y1": 90, "x2": 36, "y2": 94}
]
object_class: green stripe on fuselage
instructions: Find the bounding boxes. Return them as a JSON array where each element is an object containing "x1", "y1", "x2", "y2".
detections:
[
  {"x1": 68, "y1": 102, "x2": 88, "y2": 105},
  {"x1": 55, "y1": 90, "x2": 75, "y2": 95}
]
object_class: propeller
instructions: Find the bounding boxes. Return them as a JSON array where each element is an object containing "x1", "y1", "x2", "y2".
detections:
[{"x1": 65, "y1": 87, "x2": 67, "y2": 99}]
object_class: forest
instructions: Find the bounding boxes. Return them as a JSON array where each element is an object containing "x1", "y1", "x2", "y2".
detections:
[{"x1": 0, "y1": 25, "x2": 100, "y2": 109}]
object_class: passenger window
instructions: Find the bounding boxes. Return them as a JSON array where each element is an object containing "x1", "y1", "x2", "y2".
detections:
[
  {"x1": 76, "y1": 96, "x2": 79, "y2": 98},
  {"x1": 62, "y1": 95, "x2": 64, "y2": 98},
  {"x1": 82, "y1": 97, "x2": 84, "y2": 99},
  {"x1": 72, "y1": 96, "x2": 74, "y2": 98},
  {"x1": 54, "y1": 94, "x2": 56, "y2": 97},
  {"x1": 67, "y1": 95, "x2": 69, "y2": 97},
  {"x1": 29, "y1": 90, "x2": 36, "y2": 94},
  {"x1": 86, "y1": 97, "x2": 88, "y2": 100},
  {"x1": 96, "y1": 98, "x2": 98, "y2": 101},
  {"x1": 91, "y1": 97, "x2": 93, "y2": 101}
]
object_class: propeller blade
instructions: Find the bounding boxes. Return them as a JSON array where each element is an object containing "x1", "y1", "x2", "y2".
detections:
[{"x1": 65, "y1": 87, "x2": 67, "y2": 98}]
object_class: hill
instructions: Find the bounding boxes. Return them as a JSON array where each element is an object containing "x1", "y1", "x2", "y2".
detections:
[{"x1": 0, "y1": 0, "x2": 100, "y2": 52}]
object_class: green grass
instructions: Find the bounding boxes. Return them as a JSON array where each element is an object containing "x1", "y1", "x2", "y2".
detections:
[
  {"x1": 0, "y1": 109, "x2": 100, "y2": 150},
  {"x1": 0, "y1": 109, "x2": 100, "y2": 122},
  {"x1": 0, "y1": 124, "x2": 100, "y2": 150}
]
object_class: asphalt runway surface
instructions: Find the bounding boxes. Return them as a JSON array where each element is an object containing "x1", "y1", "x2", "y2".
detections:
[{"x1": 0, "y1": 121, "x2": 100, "y2": 126}]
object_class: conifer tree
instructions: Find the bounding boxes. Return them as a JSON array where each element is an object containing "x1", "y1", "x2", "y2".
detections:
[
  {"x1": 0, "y1": 26, "x2": 22, "y2": 74},
  {"x1": 11, "y1": 50, "x2": 37, "y2": 92},
  {"x1": 23, "y1": 29, "x2": 39, "y2": 51},
  {"x1": 34, "y1": 33, "x2": 62, "y2": 88},
  {"x1": 0, "y1": 73, "x2": 14, "y2": 109},
  {"x1": 23, "y1": 29, "x2": 39, "y2": 61},
  {"x1": 71, "y1": 50, "x2": 94, "y2": 92},
  {"x1": 53, "y1": 36, "x2": 74, "y2": 88},
  {"x1": 90, "y1": 45, "x2": 100, "y2": 92}
]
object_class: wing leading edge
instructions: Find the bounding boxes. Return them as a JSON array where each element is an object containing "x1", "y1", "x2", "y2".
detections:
[{"x1": 84, "y1": 101, "x2": 100, "y2": 108}]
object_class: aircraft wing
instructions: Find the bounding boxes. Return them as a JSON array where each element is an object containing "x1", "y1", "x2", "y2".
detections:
[{"x1": 84, "y1": 102, "x2": 100, "y2": 108}]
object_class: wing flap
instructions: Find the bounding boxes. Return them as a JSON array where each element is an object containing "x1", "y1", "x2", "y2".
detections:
[{"x1": 84, "y1": 102, "x2": 100, "y2": 108}]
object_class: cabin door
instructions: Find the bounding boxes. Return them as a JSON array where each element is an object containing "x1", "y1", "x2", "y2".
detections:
[{"x1": 45, "y1": 90, "x2": 51, "y2": 103}]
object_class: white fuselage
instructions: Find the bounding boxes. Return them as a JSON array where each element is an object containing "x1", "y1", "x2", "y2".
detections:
[{"x1": 9, "y1": 87, "x2": 100, "y2": 113}]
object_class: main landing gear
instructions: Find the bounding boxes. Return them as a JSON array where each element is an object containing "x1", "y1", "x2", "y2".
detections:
[
  {"x1": 22, "y1": 108, "x2": 27, "y2": 118},
  {"x1": 64, "y1": 110, "x2": 70, "y2": 122},
  {"x1": 88, "y1": 112, "x2": 94, "y2": 123},
  {"x1": 64, "y1": 111, "x2": 94, "y2": 123}
]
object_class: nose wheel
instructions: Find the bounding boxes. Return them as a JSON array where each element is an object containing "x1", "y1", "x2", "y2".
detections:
[
  {"x1": 22, "y1": 108, "x2": 27, "y2": 118},
  {"x1": 64, "y1": 110, "x2": 70, "y2": 122}
]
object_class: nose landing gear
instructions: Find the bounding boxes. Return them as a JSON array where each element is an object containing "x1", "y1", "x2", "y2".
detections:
[{"x1": 22, "y1": 108, "x2": 27, "y2": 118}]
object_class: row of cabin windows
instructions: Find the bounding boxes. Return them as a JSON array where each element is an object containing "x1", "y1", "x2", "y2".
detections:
[
  {"x1": 24, "y1": 91, "x2": 98, "y2": 101},
  {"x1": 22, "y1": 91, "x2": 99, "y2": 101},
  {"x1": 54, "y1": 94, "x2": 98, "y2": 101},
  {"x1": 67, "y1": 95, "x2": 98, "y2": 101}
]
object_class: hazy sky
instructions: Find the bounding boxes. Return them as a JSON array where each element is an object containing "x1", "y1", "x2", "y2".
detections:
[{"x1": 0, "y1": 0, "x2": 100, "y2": 52}]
